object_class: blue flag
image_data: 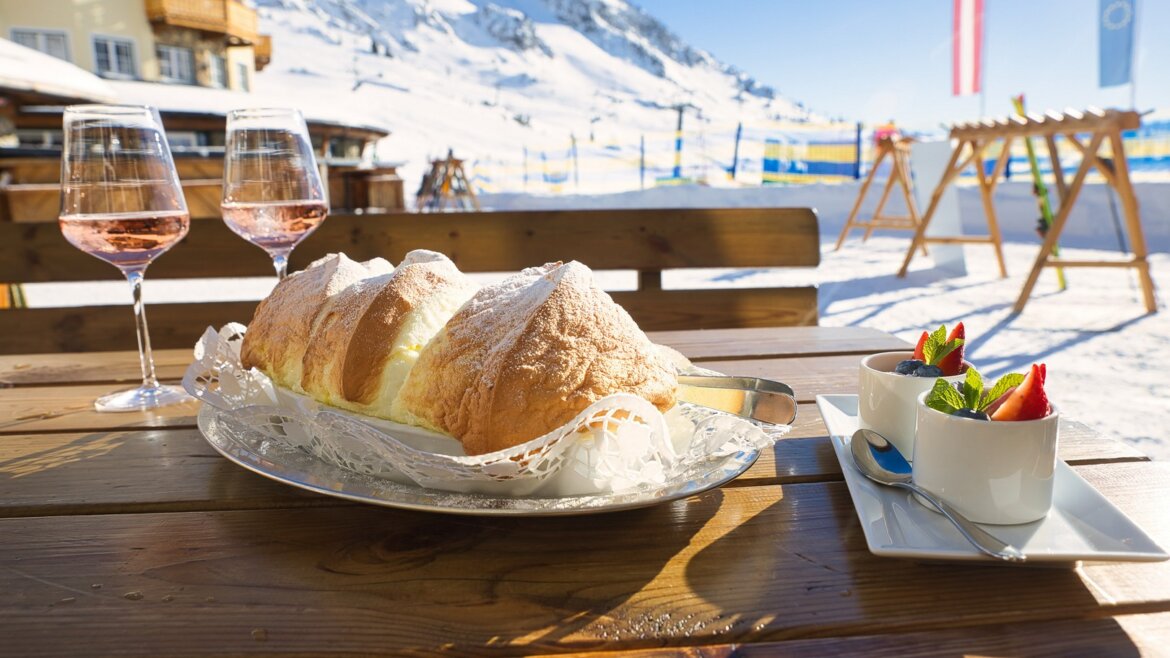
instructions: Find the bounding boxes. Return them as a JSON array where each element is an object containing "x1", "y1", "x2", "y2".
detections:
[{"x1": 1099, "y1": 0, "x2": 1136, "y2": 87}]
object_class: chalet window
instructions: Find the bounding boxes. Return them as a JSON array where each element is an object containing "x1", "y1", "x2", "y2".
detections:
[
  {"x1": 209, "y1": 54, "x2": 228, "y2": 88},
  {"x1": 166, "y1": 131, "x2": 200, "y2": 150},
  {"x1": 15, "y1": 129, "x2": 64, "y2": 149},
  {"x1": 236, "y1": 62, "x2": 250, "y2": 92},
  {"x1": 93, "y1": 36, "x2": 136, "y2": 78},
  {"x1": 157, "y1": 45, "x2": 195, "y2": 83},
  {"x1": 11, "y1": 29, "x2": 70, "y2": 62}
]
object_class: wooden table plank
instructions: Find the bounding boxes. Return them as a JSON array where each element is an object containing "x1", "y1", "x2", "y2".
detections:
[
  {"x1": 650, "y1": 326, "x2": 910, "y2": 362},
  {"x1": 0, "y1": 406, "x2": 1145, "y2": 519},
  {"x1": 0, "y1": 410, "x2": 1143, "y2": 520},
  {"x1": 0, "y1": 327, "x2": 909, "y2": 388},
  {"x1": 0, "y1": 428, "x2": 332, "y2": 518},
  {"x1": 1, "y1": 463, "x2": 1166, "y2": 657},
  {"x1": 745, "y1": 412, "x2": 1146, "y2": 486},
  {"x1": 0, "y1": 383, "x2": 199, "y2": 435},
  {"x1": 700, "y1": 354, "x2": 863, "y2": 402},
  {"x1": 0, "y1": 411, "x2": 824, "y2": 518},
  {"x1": 0, "y1": 360, "x2": 1146, "y2": 471},
  {"x1": 538, "y1": 611, "x2": 1170, "y2": 657},
  {"x1": 0, "y1": 350, "x2": 195, "y2": 388}
]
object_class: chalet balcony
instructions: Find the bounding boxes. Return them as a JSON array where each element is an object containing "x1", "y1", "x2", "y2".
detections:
[
  {"x1": 144, "y1": 0, "x2": 262, "y2": 46},
  {"x1": 254, "y1": 34, "x2": 272, "y2": 70}
]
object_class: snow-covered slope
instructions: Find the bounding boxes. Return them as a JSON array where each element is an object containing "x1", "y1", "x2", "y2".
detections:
[{"x1": 250, "y1": 0, "x2": 821, "y2": 196}]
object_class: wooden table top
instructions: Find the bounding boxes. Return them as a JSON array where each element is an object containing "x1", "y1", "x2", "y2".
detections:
[{"x1": 2, "y1": 326, "x2": 1167, "y2": 657}]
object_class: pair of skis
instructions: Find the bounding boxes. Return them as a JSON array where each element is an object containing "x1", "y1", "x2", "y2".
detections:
[{"x1": 1011, "y1": 94, "x2": 1067, "y2": 290}]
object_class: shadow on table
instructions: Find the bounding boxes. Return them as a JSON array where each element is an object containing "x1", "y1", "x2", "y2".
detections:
[
  {"x1": 1, "y1": 427, "x2": 721, "y2": 654},
  {"x1": 682, "y1": 481, "x2": 1139, "y2": 653},
  {"x1": 177, "y1": 487, "x2": 724, "y2": 653}
]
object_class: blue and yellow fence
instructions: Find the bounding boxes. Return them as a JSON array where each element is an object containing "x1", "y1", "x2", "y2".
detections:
[{"x1": 465, "y1": 116, "x2": 1170, "y2": 196}]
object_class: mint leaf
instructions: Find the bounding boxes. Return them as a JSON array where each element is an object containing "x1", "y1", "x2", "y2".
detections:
[
  {"x1": 921, "y1": 325, "x2": 948, "y2": 365},
  {"x1": 980, "y1": 372, "x2": 1026, "y2": 410},
  {"x1": 925, "y1": 378, "x2": 964, "y2": 415},
  {"x1": 962, "y1": 365, "x2": 983, "y2": 409},
  {"x1": 929, "y1": 338, "x2": 964, "y2": 366}
]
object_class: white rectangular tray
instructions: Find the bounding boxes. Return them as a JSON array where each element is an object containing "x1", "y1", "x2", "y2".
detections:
[{"x1": 817, "y1": 394, "x2": 1169, "y2": 564}]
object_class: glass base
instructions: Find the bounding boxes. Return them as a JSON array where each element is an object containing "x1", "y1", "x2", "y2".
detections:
[{"x1": 94, "y1": 384, "x2": 194, "y2": 413}]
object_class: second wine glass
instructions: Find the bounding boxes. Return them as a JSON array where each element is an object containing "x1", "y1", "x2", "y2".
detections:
[{"x1": 221, "y1": 108, "x2": 327, "y2": 279}]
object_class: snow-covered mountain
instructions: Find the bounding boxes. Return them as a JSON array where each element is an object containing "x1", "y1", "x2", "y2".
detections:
[{"x1": 251, "y1": 0, "x2": 824, "y2": 195}]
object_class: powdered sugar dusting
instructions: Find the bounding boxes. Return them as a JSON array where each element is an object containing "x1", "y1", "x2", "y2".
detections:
[{"x1": 396, "y1": 260, "x2": 678, "y2": 455}]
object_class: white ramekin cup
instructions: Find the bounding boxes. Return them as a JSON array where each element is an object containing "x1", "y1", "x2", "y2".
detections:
[
  {"x1": 858, "y1": 351, "x2": 967, "y2": 459},
  {"x1": 911, "y1": 392, "x2": 1059, "y2": 525}
]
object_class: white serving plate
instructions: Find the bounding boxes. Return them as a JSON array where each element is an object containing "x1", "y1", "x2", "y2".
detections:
[
  {"x1": 197, "y1": 404, "x2": 760, "y2": 516},
  {"x1": 817, "y1": 394, "x2": 1169, "y2": 565}
]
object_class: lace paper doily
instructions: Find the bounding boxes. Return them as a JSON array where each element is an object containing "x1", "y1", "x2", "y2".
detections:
[{"x1": 183, "y1": 324, "x2": 789, "y2": 497}]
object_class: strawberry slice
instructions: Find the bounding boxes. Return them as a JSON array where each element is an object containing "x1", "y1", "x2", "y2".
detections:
[
  {"x1": 937, "y1": 322, "x2": 965, "y2": 376},
  {"x1": 985, "y1": 388, "x2": 1013, "y2": 416},
  {"x1": 912, "y1": 331, "x2": 928, "y2": 360},
  {"x1": 991, "y1": 363, "x2": 1051, "y2": 421}
]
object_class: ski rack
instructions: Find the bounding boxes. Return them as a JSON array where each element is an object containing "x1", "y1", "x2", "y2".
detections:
[
  {"x1": 834, "y1": 135, "x2": 928, "y2": 254},
  {"x1": 898, "y1": 107, "x2": 1157, "y2": 314}
]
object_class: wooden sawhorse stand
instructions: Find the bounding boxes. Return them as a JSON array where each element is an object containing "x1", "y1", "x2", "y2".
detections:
[
  {"x1": 416, "y1": 150, "x2": 482, "y2": 213},
  {"x1": 898, "y1": 108, "x2": 1157, "y2": 313},
  {"x1": 834, "y1": 136, "x2": 926, "y2": 253}
]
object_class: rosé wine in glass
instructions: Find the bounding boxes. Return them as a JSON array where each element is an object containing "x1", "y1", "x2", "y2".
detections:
[
  {"x1": 59, "y1": 210, "x2": 190, "y2": 270},
  {"x1": 220, "y1": 200, "x2": 327, "y2": 253}
]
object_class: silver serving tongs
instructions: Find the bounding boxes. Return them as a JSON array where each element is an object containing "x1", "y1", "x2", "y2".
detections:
[{"x1": 677, "y1": 375, "x2": 797, "y2": 426}]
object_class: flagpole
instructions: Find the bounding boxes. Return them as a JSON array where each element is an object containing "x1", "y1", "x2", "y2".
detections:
[
  {"x1": 1130, "y1": 0, "x2": 1139, "y2": 109},
  {"x1": 979, "y1": 0, "x2": 988, "y2": 118}
]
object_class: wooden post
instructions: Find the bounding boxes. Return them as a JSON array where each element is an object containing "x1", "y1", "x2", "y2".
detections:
[
  {"x1": 1013, "y1": 131, "x2": 1104, "y2": 313},
  {"x1": 835, "y1": 137, "x2": 926, "y2": 253},
  {"x1": 1044, "y1": 134, "x2": 1068, "y2": 204},
  {"x1": 892, "y1": 146, "x2": 921, "y2": 239},
  {"x1": 973, "y1": 137, "x2": 1011, "y2": 278},
  {"x1": 863, "y1": 153, "x2": 901, "y2": 240},
  {"x1": 833, "y1": 142, "x2": 887, "y2": 250},
  {"x1": 1105, "y1": 127, "x2": 1158, "y2": 312}
]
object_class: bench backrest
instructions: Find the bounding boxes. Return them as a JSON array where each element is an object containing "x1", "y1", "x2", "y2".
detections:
[{"x1": 0, "y1": 208, "x2": 820, "y2": 354}]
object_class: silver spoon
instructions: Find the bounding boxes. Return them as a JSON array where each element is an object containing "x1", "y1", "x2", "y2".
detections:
[{"x1": 850, "y1": 428, "x2": 1026, "y2": 563}]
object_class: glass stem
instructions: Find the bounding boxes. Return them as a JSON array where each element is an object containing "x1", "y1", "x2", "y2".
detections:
[
  {"x1": 272, "y1": 252, "x2": 289, "y2": 280},
  {"x1": 125, "y1": 269, "x2": 160, "y2": 390}
]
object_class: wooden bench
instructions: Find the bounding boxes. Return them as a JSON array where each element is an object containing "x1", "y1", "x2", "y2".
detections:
[{"x1": 0, "y1": 208, "x2": 820, "y2": 354}]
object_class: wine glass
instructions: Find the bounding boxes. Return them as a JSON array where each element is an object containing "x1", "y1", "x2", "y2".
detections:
[
  {"x1": 59, "y1": 105, "x2": 193, "y2": 412},
  {"x1": 220, "y1": 108, "x2": 328, "y2": 279}
]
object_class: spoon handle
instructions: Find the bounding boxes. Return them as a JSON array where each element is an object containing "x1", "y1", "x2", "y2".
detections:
[{"x1": 897, "y1": 483, "x2": 1027, "y2": 563}]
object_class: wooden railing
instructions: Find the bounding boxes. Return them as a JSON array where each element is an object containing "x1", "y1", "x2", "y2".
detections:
[{"x1": 144, "y1": 0, "x2": 260, "y2": 45}]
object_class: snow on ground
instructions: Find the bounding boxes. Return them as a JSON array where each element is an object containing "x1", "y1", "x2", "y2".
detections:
[
  {"x1": 699, "y1": 237, "x2": 1169, "y2": 462},
  {"x1": 24, "y1": 180, "x2": 1169, "y2": 459}
]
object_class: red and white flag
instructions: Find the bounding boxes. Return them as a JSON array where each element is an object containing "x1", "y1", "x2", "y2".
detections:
[{"x1": 952, "y1": 0, "x2": 984, "y2": 96}]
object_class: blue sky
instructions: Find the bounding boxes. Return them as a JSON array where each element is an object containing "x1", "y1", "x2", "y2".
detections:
[{"x1": 634, "y1": 0, "x2": 1167, "y2": 129}]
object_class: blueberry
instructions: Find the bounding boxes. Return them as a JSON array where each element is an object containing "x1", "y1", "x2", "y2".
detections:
[
  {"x1": 913, "y1": 364, "x2": 944, "y2": 378},
  {"x1": 952, "y1": 408, "x2": 990, "y2": 421},
  {"x1": 894, "y1": 359, "x2": 924, "y2": 375}
]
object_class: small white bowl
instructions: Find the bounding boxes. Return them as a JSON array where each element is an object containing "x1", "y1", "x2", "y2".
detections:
[
  {"x1": 858, "y1": 351, "x2": 967, "y2": 458},
  {"x1": 912, "y1": 392, "x2": 1059, "y2": 525}
]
